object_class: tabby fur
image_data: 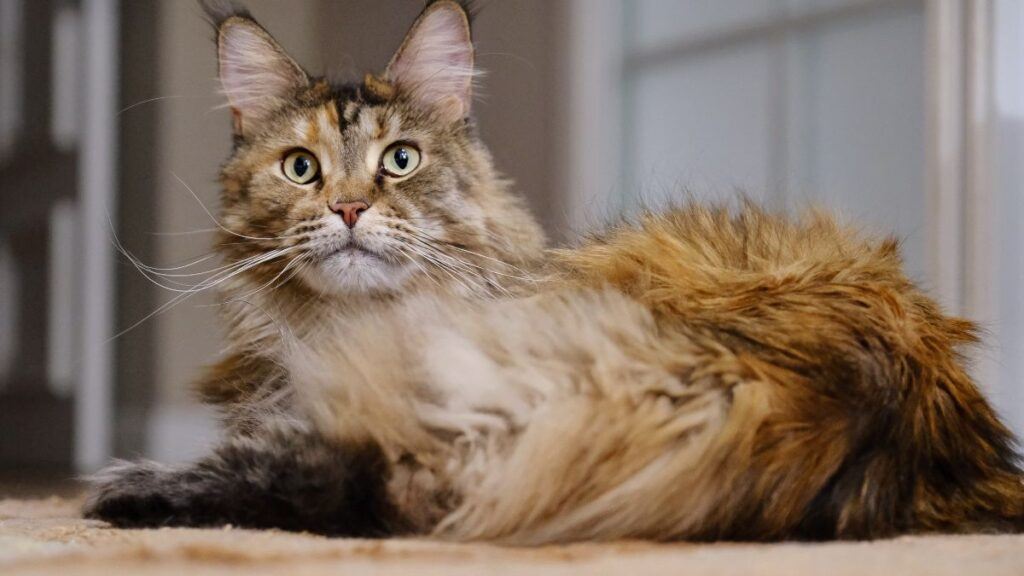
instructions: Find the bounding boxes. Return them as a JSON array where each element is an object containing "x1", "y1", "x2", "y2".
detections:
[{"x1": 84, "y1": 0, "x2": 1024, "y2": 544}]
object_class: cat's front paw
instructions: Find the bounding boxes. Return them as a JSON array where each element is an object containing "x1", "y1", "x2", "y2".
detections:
[{"x1": 83, "y1": 460, "x2": 179, "y2": 528}]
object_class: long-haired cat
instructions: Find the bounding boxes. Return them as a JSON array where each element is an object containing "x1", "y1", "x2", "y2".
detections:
[{"x1": 84, "y1": 1, "x2": 1024, "y2": 543}]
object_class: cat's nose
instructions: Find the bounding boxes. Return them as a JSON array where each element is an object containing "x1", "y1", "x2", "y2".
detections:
[{"x1": 329, "y1": 200, "x2": 370, "y2": 228}]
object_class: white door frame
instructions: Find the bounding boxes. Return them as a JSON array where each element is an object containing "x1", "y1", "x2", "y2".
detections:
[
  {"x1": 925, "y1": 0, "x2": 995, "y2": 318},
  {"x1": 76, "y1": 0, "x2": 119, "y2": 473}
]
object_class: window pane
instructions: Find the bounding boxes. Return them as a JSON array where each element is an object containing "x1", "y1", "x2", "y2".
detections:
[
  {"x1": 786, "y1": 4, "x2": 927, "y2": 278},
  {"x1": 624, "y1": 2, "x2": 927, "y2": 277},
  {"x1": 632, "y1": 0, "x2": 773, "y2": 52},
  {"x1": 631, "y1": 0, "x2": 875, "y2": 53},
  {"x1": 628, "y1": 42, "x2": 774, "y2": 204}
]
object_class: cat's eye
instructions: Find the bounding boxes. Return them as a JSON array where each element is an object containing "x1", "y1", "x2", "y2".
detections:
[
  {"x1": 380, "y1": 143, "x2": 421, "y2": 178},
  {"x1": 282, "y1": 149, "x2": 320, "y2": 185}
]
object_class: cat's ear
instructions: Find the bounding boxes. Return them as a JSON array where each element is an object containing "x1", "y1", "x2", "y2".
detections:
[
  {"x1": 215, "y1": 15, "x2": 308, "y2": 135},
  {"x1": 385, "y1": 0, "x2": 475, "y2": 123}
]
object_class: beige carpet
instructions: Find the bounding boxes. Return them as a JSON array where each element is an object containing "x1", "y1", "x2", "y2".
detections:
[{"x1": 1, "y1": 497, "x2": 1022, "y2": 575}]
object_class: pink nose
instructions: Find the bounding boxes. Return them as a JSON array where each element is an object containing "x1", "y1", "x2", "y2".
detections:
[{"x1": 329, "y1": 200, "x2": 369, "y2": 228}]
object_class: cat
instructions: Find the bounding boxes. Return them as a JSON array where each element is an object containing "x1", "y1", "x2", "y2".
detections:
[
  {"x1": 186, "y1": 0, "x2": 546, "y2": 431},
  {"x1": 84, "y1": 0, "x2": 1024, "y2": 544}
]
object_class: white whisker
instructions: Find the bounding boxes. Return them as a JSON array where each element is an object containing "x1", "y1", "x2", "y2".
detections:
[{"x1": 171, "y1": 172, "x2": 311, "y2": 242}]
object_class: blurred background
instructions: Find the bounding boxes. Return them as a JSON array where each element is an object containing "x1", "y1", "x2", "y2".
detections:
[{"x1": 0, "y1": 0, "x2": 1021, "y2": 484}]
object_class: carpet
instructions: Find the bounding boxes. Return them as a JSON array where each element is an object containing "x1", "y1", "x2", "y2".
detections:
[{"x1": 1, "y1": 497, "x2": 1021, "y2": 575}]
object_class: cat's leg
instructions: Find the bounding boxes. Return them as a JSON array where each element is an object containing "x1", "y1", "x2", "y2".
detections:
[{"x1": 83, "y1": 422, "x2": 406, "y2": 536}]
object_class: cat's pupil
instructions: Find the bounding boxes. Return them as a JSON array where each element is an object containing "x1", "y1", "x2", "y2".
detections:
[
  {"x1": 394, "y1": 148, "x2": 409, "y2": 169},
  {"x1": 293, "y1": 157, "x2": 309, "y2": 177}
]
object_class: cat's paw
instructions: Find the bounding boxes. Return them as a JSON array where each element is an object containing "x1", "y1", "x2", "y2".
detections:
[{"x1": 82, "y1": 460, "x2": 179, "y2": 528}]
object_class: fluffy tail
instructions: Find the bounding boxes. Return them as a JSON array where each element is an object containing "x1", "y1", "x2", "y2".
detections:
[
  {"x1": 432, "y1": 202, "x2": 1024, "y2": 542},
  {"x1": 545, "y1": 202, "x2": 1024, "y2": 538}
]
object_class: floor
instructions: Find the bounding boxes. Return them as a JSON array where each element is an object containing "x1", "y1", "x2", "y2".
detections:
[{"x1": 1, "y1": 497, "x2": 1022, "y2": 575}]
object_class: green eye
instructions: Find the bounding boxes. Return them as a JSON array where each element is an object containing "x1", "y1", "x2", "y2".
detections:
[
  {"x1": 380, "y1": 143, "x2": 421, "y2": 178},
  {"x1": 282, "y1": 149, "x2": 320, "y2": 184}
]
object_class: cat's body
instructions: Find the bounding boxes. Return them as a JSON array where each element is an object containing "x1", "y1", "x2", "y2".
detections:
[{"x1": 84, "y1": 1, "x2": 1024, "y2": 543}]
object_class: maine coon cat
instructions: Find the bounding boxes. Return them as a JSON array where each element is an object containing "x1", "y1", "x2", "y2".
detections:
[{"x1": 84, "y1": 1, "x2": 1024, "y2": 543}]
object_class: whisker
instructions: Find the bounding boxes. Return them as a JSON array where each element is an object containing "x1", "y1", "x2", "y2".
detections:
[
  {"x1": 403, "y1": 243, "x2": 492, "y2": 298},
  {"x1": 406, "y1": 229, "x2": 536, "y2": 282},
  {"x1": 149, "y1": 227, "x2": 221, "y2": 237},
  {"x1": 117, "y1": 94, "x2": 189, "y2": 116},
  {"x1": 403, "y1": 234, "x2": 521, "y2": 297},
  {"x1": 132, "y1": 252, "x2": 220, "y2": 272},
  {"x1": 171, "y1": 172, "x2": 313, "y2": 243},
  {"x1": 395, "y1": 245, "x2": 442, "y2": 289},
  {"x1": 105, "y1": 244, "x2": 305, "y2": 344},
  {"x1": 224, "y1": 252, "x2": 311, "y2": 303}
]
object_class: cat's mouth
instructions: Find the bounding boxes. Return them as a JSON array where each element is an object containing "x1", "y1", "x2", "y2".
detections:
[
  {"x1": 317, "y1": 237, "x2": 382, "y2": 261},
  {"x1": 300, "y1": 235, "x2": 412, "y2": 295},
  {"x1": 334, "y1": 243, "x2": 376, "y2": 258}
]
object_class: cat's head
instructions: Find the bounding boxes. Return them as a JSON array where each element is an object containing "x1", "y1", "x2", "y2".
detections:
[{"x1": 208, "y1": 1, "x2": 544, "y2": 299}]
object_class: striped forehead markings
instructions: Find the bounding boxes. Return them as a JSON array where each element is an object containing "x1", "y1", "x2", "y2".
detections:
[
  {"x1": 317, "y1": 104, "x2": 340, "y2": 141},
  {"x1": 359, "y1": 107, "x2": 399, "y2": 173},
  {"x1": 325, "y1": 99, "x2": 340, "y2": 126},
  {"x1": 342, "y1": 100, "x2": 362, "y2": 126}
]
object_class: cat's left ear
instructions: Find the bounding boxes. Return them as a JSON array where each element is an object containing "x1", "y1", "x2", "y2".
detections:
[
  {"x1": 385, "y1": 0, "x2": 475, "y2": 124},
  {"x1": 215, "y1": 15, "x2": 309, "y2": 135}
]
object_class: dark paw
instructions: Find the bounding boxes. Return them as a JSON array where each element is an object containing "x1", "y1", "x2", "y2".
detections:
[{"x1": 82, "y1": 460, "x2": 180, "y2": 528}]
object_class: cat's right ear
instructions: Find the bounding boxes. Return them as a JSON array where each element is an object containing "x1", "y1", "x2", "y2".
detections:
[{"x1": 212, "y1": 13, "x2": 308, "y2": 136}]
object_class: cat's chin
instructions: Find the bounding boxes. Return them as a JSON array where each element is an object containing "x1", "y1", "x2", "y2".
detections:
[{"x1": 299, "y1": 248, "x2": 414, "y2": 296}]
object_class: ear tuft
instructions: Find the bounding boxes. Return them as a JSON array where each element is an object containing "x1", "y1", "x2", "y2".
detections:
[
  {"x1": 216, "y1": 14, "x2": 308, "y2": 133},
  {"x1": 385, "y1": 0, "x2": 476, "y2": 123},
  {"x1": 198, "y1": 0, "x2": 253, "y2": 29}
]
